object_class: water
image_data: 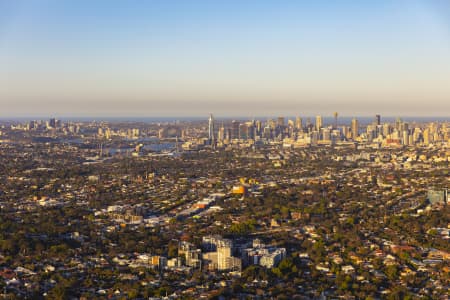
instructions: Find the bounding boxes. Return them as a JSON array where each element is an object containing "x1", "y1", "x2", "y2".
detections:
[
  {"x1": 1, "y1": 116, "x2": 448, "y2": 126},
  {"x1": 143, "y1": 143, "x2": 176, "y2": 152}
]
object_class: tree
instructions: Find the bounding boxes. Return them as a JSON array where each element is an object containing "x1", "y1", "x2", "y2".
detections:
[{"x1": 385, "y1": 265, "x2": 399, "y2": 281}]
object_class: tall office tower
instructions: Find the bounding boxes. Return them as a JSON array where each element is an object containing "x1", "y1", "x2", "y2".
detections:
[
  {"x1": 401, "y1": 122, "x2": 409, "y2": 133},
  {"x1": 252, "y1": 124, "x2": 258, "y2": 140},
  {"x1": 158, "y1": 128, "x2": 167, "y2": 139},
  {"x1": 333, "y1": 112, "x2": 338, "y2": 129},
  {"x1": 342, "y1": 126, "x2": 350, "y2": 140},
  {"x1": 351, "y1": 118, "x2": 359, "y2": 140},
  {"x1": 315, "y1": 115, "x2": 323, "y2": 131},
  {"x1": 217, "y1": 238, "x2": 232, "y2": 270},
  {"x1": 29, "y1": 120, "x2": 36, "y2": 130},
  {"x1": 226, "y1": 128, "x2": 232, "y2": 140},
  {"x1": 49, "y1": 118, "x2": 56, "y2": 128},
  {"x1": 429, "y1": 123, "x2": 438, "y2": 135},
  {"x1": 433, "y1": 132, "x2": 440, "y2": 143},
  {"x1": 250, "y1": 119, "x2": 257, "y2": 138},
  {"x1": 375, "y1": 114, "x2": 381, "y2": 126},
  {"x1": 105, "y1": 128, "x2": 111, "y2": 139},
  {"x1": 441, "y1": 124, "x2": 448, "y2": 140},
  {"x1": 287, "y1": 121, "x2": 295, "y2": 138},
  {"x1": 366, "y1": 125, "x2": 376, "y2": 141},
  {"x1": 262, "y1": 126, "x2": 271, "y2": 139},
  {"x1": 231, "y1": 120, "x2": 240, "y2": 140},
  {"x1": 208, "y1": 114, "x2": 215, "y2": 144},
  {"x1": 322, "y1": 128, "x2": 331, "y2": 141},
  {"x1": 277, "y1": 117, "x2": 285, "y2": 127},
  {"x1": 382, "y1": 123, "x2": 391, "y2": 137},
  {"x1": 402, "y1": 130, "x2": 410, "y2": 146},
  {"x1": 287, "y1": 119, "x2": 294, "y2": 128},
  {"x1": 247, "y1": 121, "x2": 256, "y2": 140},
  {"x1": 395, "y1": 117, "x2": 403, "y2": 131},
  {"x1": 413, "y1": 128, "x2": 422, "y2": 143},
  {"x1": 268, "y1": 119, "x2": 276, "y2": 130},
  {"x1": 331, "y1": 129, "x2": 341, "y2": 142},
  {"x1": 311, "y1": 131, "x2": 319, "y2": 145},
  {"x1": 391, "y1": 130, "x2": 400, "y2": 140},
  {"x1": 423, "y1": 128, "x2": 431, "y2": 145},
  {"x1": 239, "y1": 123, "x2": 248, "y2": 140},
  {"x1": 255, "y1": 120, "x2": 262, "y2": 136},
  {"x1": 295, "y1": 117, "x2": 302, "y2": 130},
  {"x1": 218, "y1": 123, "x2": 225, "y2": 141}
]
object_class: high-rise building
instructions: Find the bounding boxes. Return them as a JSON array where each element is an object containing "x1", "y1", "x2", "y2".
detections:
[
  {"x1": 239, "y1": 123, "x2": 248, "y2": 140},
  {"x1": 202, "y1": 235, "x2": 241, "y2": 271},
  {"x1": 413, "y1": 128, "x2": 422, "y2": 143},
  {"x1": 226, "y1": 128, "x2": 232, "y2": 140},
  {"x1": 351, "y1": 118, "x2": 359, "y2": 140},
  {"x1": 322, "y1": 128, "x2": 331, "y2": 141},
  {"x1": 402, "y1": 130, "x2": 410, "y2": 146},
  {"x1": 231, "y1": 120, "x2": 240, "y2": 140},
  {"x1": 315, "y1": 115, "x2": 322, "y2": 131},
  {"x1": 287, "y1": 119, "x2": 294, "y2": 128},
  {"x1": 49, "y1": 118, "x2": 56, "y2": 128},
  {"x1": 263, "y1": 126, "x2": 272, "y2": 139},
  {"x1": 342, "y1": 126, "x2": 351, "y2": 140},
  {"x1": 158, "y1": 128, "x2": 167, "y2": 139},
  {"x1": 395, "y1": 117, "x2": 403, "y2": 132},
  {"x1": 295, "y1": 117, "x2": 302, "y2": 130},
  {"x1": 259, "y1": 248, "x2": 286, "y2": 268},
  {"x1": 375, "y1": 114, "x2": 381, "y2": 126},
  {"x1": 401, "y1": 122, "x2": 409, "y2": 133},
  {"x1": 208, "y1": 114, "x2": 215, "y2": 144},
  {"x1": 218, "y1": 123, "x2": 225, "y2": 141},
  {"x1": 247, "y1": 121, "x2": 256, "y2": 140},
  {"x1": 423, "y1": 128, "x2": 431, "y2": 145},
  {"x1": 333, "y1": 112, "x2": 338, "y2": 129},
  {"x1": 268, "y1": 119, "x2": 276, "y2": 130},
  {"x1": 217, "y1": 238, "x2": 232, "y2": 270},
  {"x1": 277, "y1": 117, "x2": 285, "y2": 127},
  {"x1": 311, "y1": 130, "x2": 319, "y2": 145},
  {"x1": 366, "y1": 125, "x2": 376, "y2": 141},
  {"x1": 255, "y1": 120, "x2": 262, "y2": 137},
  {"x1": 382, "y1": 123, "x2": 391, "y2": 137},
  {"x1": 179, "y1": 241, "x2": 201, "y2": 268}
]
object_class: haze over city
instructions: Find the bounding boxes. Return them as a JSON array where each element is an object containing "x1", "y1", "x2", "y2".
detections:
[{"x1": 1, "y1": 0, "x2": 450, "y2": 118}]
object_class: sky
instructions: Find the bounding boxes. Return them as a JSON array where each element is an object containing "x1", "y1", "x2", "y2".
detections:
[{"x1": 0, "y1": 0, "x2": 449, "y2": 118}]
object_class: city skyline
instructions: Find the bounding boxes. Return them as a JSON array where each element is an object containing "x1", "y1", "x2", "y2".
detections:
[{"x1": 1, "y1": 1, "x2": 450, "y2": 117}]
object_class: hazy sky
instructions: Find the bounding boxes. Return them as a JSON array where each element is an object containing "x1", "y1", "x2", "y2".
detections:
[{"x1": 1, "y1": 0, "x2": 450, "y2": 118}]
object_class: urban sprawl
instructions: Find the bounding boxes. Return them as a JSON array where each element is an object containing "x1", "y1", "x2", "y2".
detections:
[{"x1": 0, "y1": 114, "x2": 448, "y2": 299}]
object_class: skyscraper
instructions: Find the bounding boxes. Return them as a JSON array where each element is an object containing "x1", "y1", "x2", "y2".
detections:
[
  {"x1": 217, "y1": 238, "x2": 232, "y2": 270},
  {"x1": 351, "y1": 118, "x2": 359, "y2": 140},
  {"x1": 49, "y1": 118, "x2": 56, "y2": 128},
  {"x1": 395, "y1": 117, "x2": 403, "y2": 132},
  {"x1": 208, "y1": 114, "x2": 215, "y2": 145},
  {"x1": 322, "y1": 128, "x2": 331, "y2": 141},
  {"x1": 295, "y1": 117, "x2": 302, "y2": 130},
  {"x1": 231, "y1": 120, "x2": 240, "y2": 140},
  {"x1": 255, "y1": 120, "x2": 262, "y2": 137},
  {"x1": 218, "y1": 123, "x2": 225, "y2": 141},
  {"x1": 375, "y1": 114, "x2": 381, "y2": 126},
  {"x1": 315, "y1": 115, "x2": 322, "y2": 131},
  {"x1": 277, "y1": 117, "x2": 285, "y2": 127},
  {"x1": 239, "y1": 123, "x2": 248, "y2": 140},
  {"x1": 333, "y1": 112, "x2": 338, "y2": 129}
]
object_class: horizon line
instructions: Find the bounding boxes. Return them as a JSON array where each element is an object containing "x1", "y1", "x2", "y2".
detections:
[{"x1": 0, "y1": 115, "x2": 449, "y2": 121}]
